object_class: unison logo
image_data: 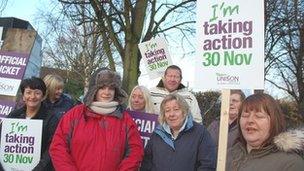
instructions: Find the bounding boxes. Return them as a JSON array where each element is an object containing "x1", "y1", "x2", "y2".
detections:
[
  {"x1": 0, "y1": 82, "x2": 14, "y2": 91},
  {"x1": 216, "y1": 73, "x2": 240, "y2": 85}
]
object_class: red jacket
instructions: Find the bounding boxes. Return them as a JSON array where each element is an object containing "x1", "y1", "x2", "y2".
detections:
[{"x1": 49, "y1": 104, "x2": 144, "y2": 171}]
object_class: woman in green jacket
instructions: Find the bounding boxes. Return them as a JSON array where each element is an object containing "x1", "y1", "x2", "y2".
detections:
[{"x1": 226, "y1": 93, "x2": 304, "y2": 171}]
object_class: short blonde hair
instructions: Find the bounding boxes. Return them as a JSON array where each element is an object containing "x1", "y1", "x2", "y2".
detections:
[
  {"x1": 43, "y1": 74, "x2": 64, "y2": 101},
  {"x1": 158, "y1": 93, "x2": 190, "y2": 124},
  {"x1": 127, "y1": 85, "x2": 155, "y2": 114}
]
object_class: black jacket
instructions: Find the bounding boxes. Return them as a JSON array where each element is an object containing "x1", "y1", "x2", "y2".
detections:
[
  {"x1": 43, "y1": 93, "x2": 74, "y2": 119},
  {"x1": 7, "y1": 103, "x2": 59, "y2": 171}
]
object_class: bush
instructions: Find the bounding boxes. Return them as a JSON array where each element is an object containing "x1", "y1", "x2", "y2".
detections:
[
  {"x1": 279, "y1": 100, "x2": 304, "y2": 129},
  {"x1": 65, "y1": 79, "x2": 84, "y2": 103},
  {"x1": 193, "y1": 91, "x2": 221, "y2": 126}
]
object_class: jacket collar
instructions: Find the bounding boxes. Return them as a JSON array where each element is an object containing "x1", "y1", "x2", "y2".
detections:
[
  {"x1": 18, "y1": 103, "x2": 48, "y2": 119},
  {"x1": 229, "y1": 119, "x2": 238, "y2": 131},
  {"x1": 235, "y1": 128, "x2": 304, "y2": 156},
  {"x1": 162, "y1": 116, "x2": 189, "y2": 140},
  {"x1": 154, "y1": 115, "x2": 194, "y2": 149},
  {"x1": 44, "y1": 94, "x2": 69, "y2": 106},
  {"x1": 274, "y1": 128, "x2": 304, "y2": 153}
]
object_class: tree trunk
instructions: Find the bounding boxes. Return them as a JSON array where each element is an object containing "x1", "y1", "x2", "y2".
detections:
[
  {"x1": 101, "y1": 26, "x2": 116, "y2": 71},
  {"x1": 122, "y1": 42, "x2": 139, "y2": 94},
  {"x1": 296, "y1": 26, "x2": 304, "y2": 116}
]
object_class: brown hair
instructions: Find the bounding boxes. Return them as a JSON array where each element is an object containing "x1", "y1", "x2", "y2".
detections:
[
  {"x1": 164, "y1": 65, "x2": 183, "y2": 80},
  {"x1": 237, "y1": 93, "x2": 286, "y2": 147},
  {"x1": 231, "y1": 89, "x2": 246, "y2": 101},
  {"x1": 159, "y1": 94, "x2": 189, "y2": 124}
]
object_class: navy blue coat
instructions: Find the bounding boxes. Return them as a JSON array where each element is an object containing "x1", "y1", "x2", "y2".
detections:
[
  {"x1": 43, "y1": 93, "x2": 74, "y2": 118},
  {"x1": 141, "y1": 116, "x2": 216, "y2": 171}
]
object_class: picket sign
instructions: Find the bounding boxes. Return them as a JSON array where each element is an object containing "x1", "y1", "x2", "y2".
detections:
[
  {"x1": 138, "y1": 37, "x2": 173, "y2": 79},
  {"x1": 217, "y1": 89, "x2": 230, "y2": 171},
  {"x1": 196, "y1": 0, "x2": 264, "y2": 170}
]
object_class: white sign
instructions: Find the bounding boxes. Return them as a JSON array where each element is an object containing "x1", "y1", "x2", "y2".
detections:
[
  {"x1": 138, "y1": 37, "x2": 173, "y2": 79},
  {"x1": 0, "y1": 51, "x2": 30, "y2": 97},
  {"x1": 0, "y1": 77, "x2": 21, "y2": 96},
  {"x1": 0, "y1": 119, "x2": 42, "y2": 171},
  {"x1": 195, "y1": 0, "x2": 264, "y2": 89}
]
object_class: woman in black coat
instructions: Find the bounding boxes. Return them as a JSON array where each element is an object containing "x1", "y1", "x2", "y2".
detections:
[{"x1": 6, "y1": 77, "x2": 59, "y2": 171}]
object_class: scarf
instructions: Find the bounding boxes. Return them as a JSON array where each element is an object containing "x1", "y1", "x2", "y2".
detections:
[{"x1": 89, "y1": 101, "x2": 118, "y2": 115}]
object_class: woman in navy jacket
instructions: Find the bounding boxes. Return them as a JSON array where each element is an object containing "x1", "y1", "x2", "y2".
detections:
[
  {"x1": 43, "y1": 74, "x2": 74, "y2": 118},
  {"x1": 141, "y1": 94, "x2": 216, "y2": 171}
]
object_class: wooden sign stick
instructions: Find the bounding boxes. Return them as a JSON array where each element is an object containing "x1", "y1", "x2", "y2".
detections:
[{"x1": 216, "y1": 89, "x2": 230, "y2": 171}]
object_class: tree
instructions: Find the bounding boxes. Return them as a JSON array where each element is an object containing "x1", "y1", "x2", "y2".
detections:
[
  {"x1": 0, "y1": 0, "x2": 7, "y2": 15},
  {"x1": 265, "y1": 0, "x2": 304, "y2": 116},
  {"x1": 38, "y1": 1, "x2": 108, "y2": 95},
  {"x1": 58, "y1": 0, "x2": 196, "y2": 93},
  {"x1": 264, "y1": 0, "x2": 288, "y2": 75}
]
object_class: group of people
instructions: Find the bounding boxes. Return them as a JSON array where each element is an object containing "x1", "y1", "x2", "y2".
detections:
[{"x1": 2, "y1": 65, "x2": 304, "y2": 171}]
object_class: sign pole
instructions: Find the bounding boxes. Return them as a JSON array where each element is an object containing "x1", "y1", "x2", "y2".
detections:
[{"x1": 216, "y1": 89, "x2": 230, "y2": 171}]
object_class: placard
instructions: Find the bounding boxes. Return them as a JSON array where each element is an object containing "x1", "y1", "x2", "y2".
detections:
[
  {"x1": 0, "y1": 100, "x2": 15, "y2": 118},
  {"x1": 0, "y1": 51, "x2": 30, "y2": 96},
  {"x1": 128, "y1": 110, "x2": 159, "y2": 146},
  {"x1": 0, "y1": 119, "x2": 42, "y2": 171},
  {"x1": 195, "y1": 0, "x2": 264, "y2": 89},
  {"x1": 138, "y1": 37, "x2": 173, "y2": 79}
]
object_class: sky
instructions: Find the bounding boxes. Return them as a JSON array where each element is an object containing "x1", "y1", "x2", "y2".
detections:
[
  {"x1": 1, "y1": 0, "x2": 50, "y2": 33},
  {"x1": 1, "y1": 0, "x2": 38, "y2": 24}
]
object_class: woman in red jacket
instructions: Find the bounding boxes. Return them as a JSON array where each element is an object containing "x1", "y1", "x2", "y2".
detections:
[{"x1": 49, "y1": 69, "x2": 144, "y2": 171}]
